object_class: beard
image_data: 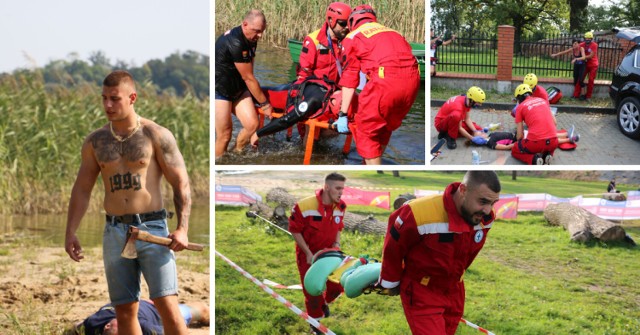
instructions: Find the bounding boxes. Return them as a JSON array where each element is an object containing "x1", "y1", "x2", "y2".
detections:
[
  {"x1": 459, "y1": 202, "x2": 485, "y2": 226},
  {"x1": 334, "y1": 28, "x2": 348, "y2": 41}
]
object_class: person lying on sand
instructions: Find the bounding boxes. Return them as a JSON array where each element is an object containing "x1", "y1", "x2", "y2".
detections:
[{"x1": 66, "y1": 299, "x2": 209, "y2": 335}]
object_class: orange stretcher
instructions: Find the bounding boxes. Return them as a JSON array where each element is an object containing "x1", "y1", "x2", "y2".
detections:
[{"x1": 257, "y1": 109, "x2": 353, "y2": 165}]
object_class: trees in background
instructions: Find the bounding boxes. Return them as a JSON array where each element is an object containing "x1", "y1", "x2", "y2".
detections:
[
  {"x1": 431, "y1": 0, "x2": 638, "y2": 42},
  {"x1": 3, "y1": 50, "x2": 210, "y2": 99}
]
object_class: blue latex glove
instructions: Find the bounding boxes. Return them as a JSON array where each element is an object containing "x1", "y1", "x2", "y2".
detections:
[
  {"x1": 336, "y1": 115, "x2": 349, "y2": 133},
  {"x1": 472, "y1": 136, "x2": 488, "y2": 146}
]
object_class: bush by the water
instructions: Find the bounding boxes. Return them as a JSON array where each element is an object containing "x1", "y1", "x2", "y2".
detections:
[{"x1": 215, "y1": 0, "x2": 425, "y2": 46}]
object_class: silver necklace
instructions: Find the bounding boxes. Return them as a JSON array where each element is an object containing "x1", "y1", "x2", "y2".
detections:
[{"x1": 110, "y1": 116, "x2": 141, "y2": 154}]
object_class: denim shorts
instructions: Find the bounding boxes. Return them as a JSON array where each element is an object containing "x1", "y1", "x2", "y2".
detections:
[
  {"x1": 215, "y1": 90, "x2": 245, "y2": 102},
  {"x1": 103, "y1": 218, "x2": 178, "y2": 305}
]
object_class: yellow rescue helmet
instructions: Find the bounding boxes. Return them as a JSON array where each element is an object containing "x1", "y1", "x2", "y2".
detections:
[
  {"x1": 466, "y1": 86, "x2": 486, "y2": 104},
  {"x1": 514, "y1": 83, "x2": 532, "y2": 98},
  {"x1": 523, "y1": 73, "x2": 538, "y2": 87},
  {"x1": 584, "y1": 31, "x2": 594, "y2": 39}
]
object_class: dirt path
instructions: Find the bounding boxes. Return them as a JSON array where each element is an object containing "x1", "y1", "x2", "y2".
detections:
[
  {"x1": 0, "y1": 245, "x2": 209, "y2": 334},
  {"x1": 215, "y1": 170, "x2": 381, "y2": 198}
]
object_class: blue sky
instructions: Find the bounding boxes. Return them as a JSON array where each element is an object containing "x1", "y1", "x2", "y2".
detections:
[{"x1": 0, "y1": 0, "x2": 209, "y2": 73}]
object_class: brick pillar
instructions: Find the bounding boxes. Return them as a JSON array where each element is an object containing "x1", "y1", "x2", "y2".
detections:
[
  {"x1": 617, "y1": 39, "x2": 636, "y2": 65},
  {"x1": 497, "y1": 25, "x2": 515, "y2": 93}
]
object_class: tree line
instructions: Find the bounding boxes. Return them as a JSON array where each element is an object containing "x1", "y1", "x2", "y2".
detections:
[
  {"x1": 1, "y1": 50, "x2": 209, "y2": 99},
  {"x1": 431, "y1": 0, "x2": 640, "y2": 42}
]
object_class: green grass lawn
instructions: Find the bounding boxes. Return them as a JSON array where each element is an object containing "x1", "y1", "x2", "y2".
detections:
[
  {"x1": 437, "y1": 47, "x2": 616, "y2": 81},
  {"x1": 215, "y1": 172, "x2": 640, "y2": 334}
]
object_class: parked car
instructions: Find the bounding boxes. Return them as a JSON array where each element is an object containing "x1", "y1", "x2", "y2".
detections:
[{"x1": 609, "y1": 28, "x2": 640, "y2": 139}]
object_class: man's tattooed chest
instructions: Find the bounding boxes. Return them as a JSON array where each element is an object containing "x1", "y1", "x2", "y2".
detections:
[{"x1": 91, "y1": 130, "x2": 150, "y2": 162}]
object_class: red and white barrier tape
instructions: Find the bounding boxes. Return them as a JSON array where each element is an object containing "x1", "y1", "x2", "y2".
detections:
[
  {"x1": 460, "y1": 318, "x2": 496, "y2": 335},
  {"x1": 262, "y1": 279, "x2": 302, "y2": 290},
  {"x1": 215, "y1": 250, "x2": 335, "y2": 335}
]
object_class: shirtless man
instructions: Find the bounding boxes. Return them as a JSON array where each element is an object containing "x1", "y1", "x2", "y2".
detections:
[{"x1": 65, "y1": 70, "x2": 191, "y2": 335}]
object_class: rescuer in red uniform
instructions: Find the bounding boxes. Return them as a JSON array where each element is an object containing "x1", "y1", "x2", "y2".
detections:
[
  {"x1": 511, "y1": 84, "x2": 559, "y2": 165},
  {"x1": 298, "y1": 2, "x2": 351, "y2": 83},
  {"x1": 337, "y1": 4, "x2": 420, "y2": 165},
  {"x1": 524, "y1": 73, "x2": 548, "y2": 102},
  {"x1": 434, "y1": 86, "x2": 486, "y2": 149},
  {"x1": 579, "y1": 31, "x2": 599, "y2": 100},
  {"x1": 288, "y1": 173, "x2": 347, "y2": 335},
  {"x1": 250, "y1": 2, "x2": 352, "y2": 145},
  {"x1": 378, "y1": 171, "x2": 501, "y2": 335}
]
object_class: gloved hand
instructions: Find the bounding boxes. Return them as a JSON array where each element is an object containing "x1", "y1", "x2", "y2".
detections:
[
  {"x1": 335, "y1": 113, "x2": 349, "y2": 133},
  {"x1": 472, "y1": 136, "x2": 488, "y2": 146},
  {"x1": 373, "y1": 283, "x2": 400, "y2": 296},
  {"x1": 511, "y1": 106, "x2": 517, "y2": 117}
]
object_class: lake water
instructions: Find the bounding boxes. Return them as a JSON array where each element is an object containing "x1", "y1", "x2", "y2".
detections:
[
  {"x1": 0, "y1": 202, "x2": 210, "y2": 248},
  {"x1": 216, "y1": 47, "x2": 426, "y2": 165}
]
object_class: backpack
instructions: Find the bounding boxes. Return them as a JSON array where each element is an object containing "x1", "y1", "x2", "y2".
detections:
[{"x1": 547, "y1": 86, "x2": 562, "y2": 104}]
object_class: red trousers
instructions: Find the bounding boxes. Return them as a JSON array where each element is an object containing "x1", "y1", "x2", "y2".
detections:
[
  {"x1": 400, "y1": 278, "x2": 465, "y2": 335},
  {"x1": 435, "y1": 113, "x2": 482, "y2": 139},
  {"x1": 511, "y1": 137, "x2": 558, "y2": 165},
  {"x1": 583, "y1": 64, "x2": 598, "y2": 99},
  {"x1": 296, "y1": 253, "x2": 343, "y2": 319},
  {"x1": 353, "y1": 68, "x2": 419, "y2": 159}
]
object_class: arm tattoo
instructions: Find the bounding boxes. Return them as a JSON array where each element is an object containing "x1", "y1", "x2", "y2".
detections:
[
  {"x1": 174, "y1": 189, "x2": 191, "y2": 230},
  {"x1": 160, "y1": 132, "x2": 183, "y2": 168}
]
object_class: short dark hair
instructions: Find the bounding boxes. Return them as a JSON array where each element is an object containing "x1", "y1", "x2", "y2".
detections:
[
  {"x1": 325, "y1": 172, "x2": 346, "y2": 183},
  {"x1": 103, "y1": 70, "x2": 136, "y2": 89},
  {"x1": 463, "y1": 171, "x2": 501, "y2": 193}
]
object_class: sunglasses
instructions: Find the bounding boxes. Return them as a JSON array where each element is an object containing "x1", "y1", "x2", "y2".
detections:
[{"x1": 336, "y1": 20, "x2": 348, "y2": 28}]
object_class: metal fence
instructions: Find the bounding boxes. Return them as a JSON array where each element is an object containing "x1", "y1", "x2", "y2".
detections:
[
  {"x1": 434, "y1": 31, "x2": 625, "y2": 81},
  {"x1": 515, "y1": 32, "x2": 624, "y2": 80},
  {"x1": 435, "y1": 32, "x2": 498, "y2": 75}
]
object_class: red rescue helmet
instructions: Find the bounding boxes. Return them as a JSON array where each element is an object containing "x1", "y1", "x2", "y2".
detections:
[
  {"x1": 326, "y1": 2, "x2": 351, "y2": 29},
  {"x1": 348, "y1": 5, "x2": 377, "y2": 31},
  {"x1": 328, "y1": 90, "x2": 343, "y2": 118}
]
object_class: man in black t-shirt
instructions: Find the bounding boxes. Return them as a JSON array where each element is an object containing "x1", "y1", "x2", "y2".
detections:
[{"x1": 215, "y1": 9, "x2": 272, "y2": 158}]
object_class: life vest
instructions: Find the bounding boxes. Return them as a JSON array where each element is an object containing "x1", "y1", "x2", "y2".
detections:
[{"x1": 298, "y1": 26, "x2": 343, "y2": 83}]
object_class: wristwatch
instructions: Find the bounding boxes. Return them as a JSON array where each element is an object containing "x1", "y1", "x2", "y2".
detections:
[
  {"x1": 338, "y1": 111, "x2": 347, "y2": 118},
  {"x1": 256, "y1": 101, "x2": 270, "y2": 107}
]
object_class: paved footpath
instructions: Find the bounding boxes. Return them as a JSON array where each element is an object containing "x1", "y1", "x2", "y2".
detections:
[{"x1": 429, "y1": 104, "x2": 640, "y2": 166}]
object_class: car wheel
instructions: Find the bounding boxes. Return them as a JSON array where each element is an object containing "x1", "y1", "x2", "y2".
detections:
[{"x1": 617, "y1": 96, "x2": 640, "y2": 139}]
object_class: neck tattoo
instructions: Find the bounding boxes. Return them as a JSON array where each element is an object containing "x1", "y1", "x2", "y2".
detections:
[{"x1": 110, "y1": 116, "x2": 141, "y2": 154}]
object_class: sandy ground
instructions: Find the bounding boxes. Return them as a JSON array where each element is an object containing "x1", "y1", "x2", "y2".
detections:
[{"x1": 0, "y1": 245, "x2": 209, "y2": 334}]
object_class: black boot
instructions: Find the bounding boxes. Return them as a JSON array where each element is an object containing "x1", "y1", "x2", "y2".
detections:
[{"x1": 446, "y1": 135, "x2": 457, "y2": 149}]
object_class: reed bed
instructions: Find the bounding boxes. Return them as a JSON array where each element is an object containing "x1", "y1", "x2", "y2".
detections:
[
  {"x1": 214, "y1": 0, "x2": 425, "y2": 47},
  {"x1": 0, "y1": 72, "x2": 209, "y2": 215}
]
